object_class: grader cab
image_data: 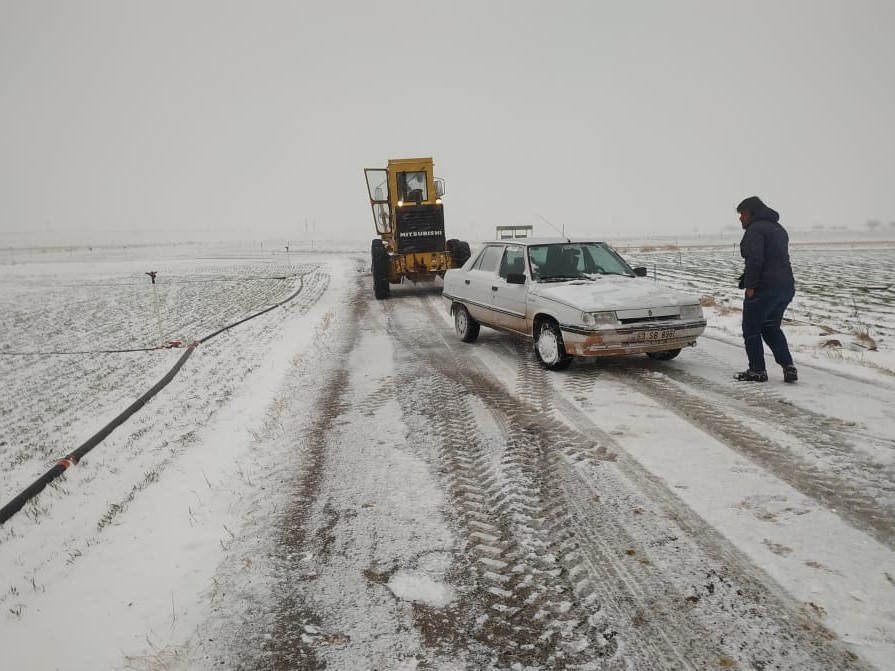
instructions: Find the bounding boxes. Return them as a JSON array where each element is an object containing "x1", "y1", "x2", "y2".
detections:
[{"x1": 364, "y1": 157, "x2": 471, "y2": 299}]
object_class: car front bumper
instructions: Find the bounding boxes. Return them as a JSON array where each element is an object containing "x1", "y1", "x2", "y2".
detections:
[{"x1": 559, "y1": 319, "x2": 707, "y2": 357}]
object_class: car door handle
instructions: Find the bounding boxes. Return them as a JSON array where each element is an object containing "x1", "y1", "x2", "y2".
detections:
[
  {"x1": 491, "y1": 286, "x2": 498, "y2": 291},
  {"x1": 464, "y1": 279, "x2": 470, "y2": 284}
]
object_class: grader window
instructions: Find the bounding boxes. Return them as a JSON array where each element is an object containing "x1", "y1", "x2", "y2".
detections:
[
  {"x1": 374, "y1": 203, "x2": 390, "y2": 234},
  {"x1": 397, "y1": 171, "x2": 428, "y2": 203},
  {"x1": 366, "y1": 169, "x2": 388, "y2": 202}
]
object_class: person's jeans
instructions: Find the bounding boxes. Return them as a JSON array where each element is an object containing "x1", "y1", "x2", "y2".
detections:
[{"x1": 742, "y1": 286, "x2": 795, "y2": 372}]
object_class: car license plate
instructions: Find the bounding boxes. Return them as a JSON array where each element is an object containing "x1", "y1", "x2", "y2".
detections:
[{"x1": 636, "y1": 329, "x2": 675, "y2": 342}]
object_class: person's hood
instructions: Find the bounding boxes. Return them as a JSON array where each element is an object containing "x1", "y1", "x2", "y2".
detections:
[{"x1": 751, "y1": 205, "x2": 780, "y2": 224}]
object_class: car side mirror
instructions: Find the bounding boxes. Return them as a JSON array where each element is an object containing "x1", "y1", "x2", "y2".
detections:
[
  {"x1": 633, "y1": 266, "x2": 647, "y2": 277},
  {"x1": 506, "y1": 273, "x2": 526, "y2": 285}
]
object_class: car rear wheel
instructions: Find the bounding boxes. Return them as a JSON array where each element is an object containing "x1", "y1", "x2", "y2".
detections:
[
  {"x1": 454, "y1": 304, "x2": 480, "y2": 342},
  {"x1": 646, "y1": 348, "x2": 681, "y2": 361},
  {"x1": 534, "y1": 320, "x2": 572, "y2": 370}
]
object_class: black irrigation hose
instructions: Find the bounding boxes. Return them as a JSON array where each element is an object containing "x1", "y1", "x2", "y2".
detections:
[
  {"x1": 2, "y1": 347, "x2": 164, "y2": 356},
  {"x1": 0, "y1": 271, "x2": 312, "y2": 526},
  {"x1": 198, "y1": 289, "x2": 295, "y2": 344},
  {"x1": 1, "y1": 274, "x2": 303, "y2": 356},
  {"x1": 24, "y1": 275, "x2": 295, "y2": 289},
  {"x1": 0, "y1": 346, "x2": 196, "y2": 525}
]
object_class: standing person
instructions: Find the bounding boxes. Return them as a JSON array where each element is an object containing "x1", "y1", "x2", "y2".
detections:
[{"x1": 735, "y1": 196, "x2": 798, "y2": 383}]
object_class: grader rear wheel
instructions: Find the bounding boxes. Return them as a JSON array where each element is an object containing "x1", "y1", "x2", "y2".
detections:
[{"x1": 447, "y1": 239, "x2": 471, "y2": 268}]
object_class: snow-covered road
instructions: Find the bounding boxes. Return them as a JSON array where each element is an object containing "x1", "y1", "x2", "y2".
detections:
[{"x1": 2, "y1": 246, "x2": 894, "y2": 670}]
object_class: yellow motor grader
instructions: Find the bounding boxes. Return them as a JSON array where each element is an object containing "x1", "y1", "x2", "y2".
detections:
[{"x1": 364, "y1": 157, "x2": 471, "y2": 299}]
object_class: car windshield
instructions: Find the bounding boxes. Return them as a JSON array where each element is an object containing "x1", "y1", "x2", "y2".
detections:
[{"x1": 528, "y1": 242, "x2": 634, "y2": 282}]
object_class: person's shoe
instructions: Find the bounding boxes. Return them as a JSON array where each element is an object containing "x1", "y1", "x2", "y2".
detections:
[
  {"x1": 734, "y1": 369, "x2": 769, "y2": 382},
  {"x1": 783, "y1": 365, "x2": 798, "y2": 383}
]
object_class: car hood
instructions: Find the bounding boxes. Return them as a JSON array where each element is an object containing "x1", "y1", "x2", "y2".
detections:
[{"x1": 532, "y1": 276, "x2": 697, "y2": 311}]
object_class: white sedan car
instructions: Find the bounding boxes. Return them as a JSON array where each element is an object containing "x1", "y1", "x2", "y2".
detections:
[{"x1": 442, "y1": 238, "x2": 707, "y2": 370}]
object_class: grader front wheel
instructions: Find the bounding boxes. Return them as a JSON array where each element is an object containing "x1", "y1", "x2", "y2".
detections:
[{"x1": 371, "y1": 239, "x2": 390, "y2": 299}]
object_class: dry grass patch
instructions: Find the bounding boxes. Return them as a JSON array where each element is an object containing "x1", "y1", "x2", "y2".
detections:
[
  {"x1": 852, "y1": 327, "x2": 878, "y2": 351},
  {"x1": 701, "y1": 295, "x2": 738, "y2": 315}
]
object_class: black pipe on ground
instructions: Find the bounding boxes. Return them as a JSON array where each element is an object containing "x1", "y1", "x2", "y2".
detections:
[
  {"x1": 0, "y1": 346, "x2": 195, "y2": 525},
  {"x1": 0, "y1": 271, "x2": 311, "y2": 527}
]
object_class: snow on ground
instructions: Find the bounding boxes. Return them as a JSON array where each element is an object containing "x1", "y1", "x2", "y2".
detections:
[
  {"x1": 554, "y1": 338, "x2": 895, "y2": 659},
  {"x1": 0, "y1": 242, "x2": 360, "y2": 669},
  {"x1": 1, "y1": 240, "x2": 894, "y2": 670}
]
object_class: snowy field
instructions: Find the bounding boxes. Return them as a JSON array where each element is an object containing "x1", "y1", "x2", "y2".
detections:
[
  {"x1": 0, "y1": 242, "x2": 346, "y2": 669},
  {"x1": 1, "y1": 240, "x2": 894, "y2": 670},
  {"x1": 622, "y1": 242, "x2": 895, "y2": 374},
  {"x1": 1, "y1": 245, "x2": 328, "y2": 514}
]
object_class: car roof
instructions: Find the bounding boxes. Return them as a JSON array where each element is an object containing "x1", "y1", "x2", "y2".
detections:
[{"x1": 480, "y1": 237, "x2": 608, "y2": 247}]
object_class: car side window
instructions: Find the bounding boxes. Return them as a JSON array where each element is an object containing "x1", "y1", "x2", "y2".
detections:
[
  {"x1": 475, "y1": 245, "x2": 504, "y2": 273},
  {"x1": 469, "y1": 247, "x2": 488, "y2": 270},
  {"x1": 498, "y1": 246, "x2": 525, "y2": 279}
]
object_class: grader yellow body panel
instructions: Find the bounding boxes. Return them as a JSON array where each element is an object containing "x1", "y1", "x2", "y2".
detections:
[{"x1": 364, "y1": 157, "x2": 470, "y2": 299}]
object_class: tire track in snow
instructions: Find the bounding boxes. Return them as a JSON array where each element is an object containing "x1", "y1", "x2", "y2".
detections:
[
  {"x1": 179, "y1": 265, "x2": 342, "y2": 671},
  {"x1": 398, "y1": 295, "x2": 730, "y2": 668},
  {"x1": 384, "y1": 293, "x2": 621, "y2": 669},
  {"x1": 416, "y1": 292, "x2": 871, "y2": 671},
  {"x1": 256, "y1": 268, "x2": 359, "y2": 670},
  {"x1": 594, "y1": 362, "x2": 895, "y2": 550}
]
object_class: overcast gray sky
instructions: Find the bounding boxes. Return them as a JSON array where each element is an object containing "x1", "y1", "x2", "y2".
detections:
[{"x1": 2, "y1": 0, "x2": 893, "y2": 244}]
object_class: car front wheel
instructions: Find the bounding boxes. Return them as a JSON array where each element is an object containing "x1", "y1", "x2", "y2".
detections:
[
  {"x1": 646, "y1": 348, "x2": 681, "y2": 361},
  {"x1": 454, "y1": 304, "x2": 480, "y2": 343},
  {"x1": 534, "y1": 320, "x2": 572, "y2": 370}
]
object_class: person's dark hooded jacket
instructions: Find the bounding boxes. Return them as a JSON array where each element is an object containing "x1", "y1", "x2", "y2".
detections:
[{"x1": 740, "y1": 205, "x2": 794, "y2": 290}]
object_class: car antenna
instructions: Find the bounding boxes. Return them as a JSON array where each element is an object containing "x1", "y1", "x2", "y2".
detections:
[{"x1": 537, "y1": 213, "x2": 570, "y2": 243}]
